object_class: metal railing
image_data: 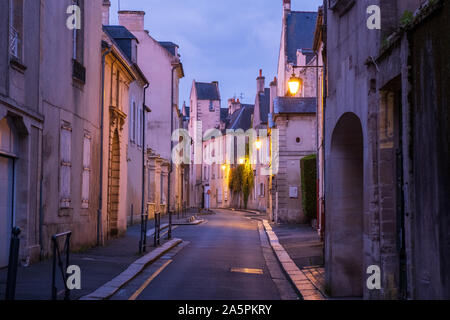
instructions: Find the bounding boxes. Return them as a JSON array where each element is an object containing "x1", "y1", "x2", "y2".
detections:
[
  {"x1": 139, "y1": 212, "x2": 149, "y2": 254},
  {"x1": 51, "y1": 231, "x2": 72, "y2": 300},
  {"x1": 154, "y1": 211, "x2": 162, "y2": 246},
  {"x1": 9, "y1": 26, "x2": 20, "y2": 59},
  {"x1": 5, "y1": 227, "x2": 21, "y2": 300}
]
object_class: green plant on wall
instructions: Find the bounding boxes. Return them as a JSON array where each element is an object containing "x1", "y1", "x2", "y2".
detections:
[
  {"x1": 400, "y1": 10, "x2": 414, "y2": 27},
  {"x1": 300, "y1": 154, "x2": 317, "y2": 222},
  {"x1": 228, "y1": 160, "x2": 254, "y2": 209},
  {"x1": 242, "y1": 161, "x2": 254, "y2": 209}
]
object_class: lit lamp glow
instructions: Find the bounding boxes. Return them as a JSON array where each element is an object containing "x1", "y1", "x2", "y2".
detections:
[
  {"x1": 288, "y1": 73, "x2": 302, "y2": 96},
  {"x1": 255, "y1": 139, "x2": 262, "y2": 150},
  {"x1": 239, "y1": 158, "x2": 245, "y2": 165},
  {"x1": 221, "y1": 164, "x2": 227, "y2": 171}
]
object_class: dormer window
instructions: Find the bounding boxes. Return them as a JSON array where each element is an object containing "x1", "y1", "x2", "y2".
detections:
[{"x1": 131, "y1": 39, "x2": 138, "y2": 64}]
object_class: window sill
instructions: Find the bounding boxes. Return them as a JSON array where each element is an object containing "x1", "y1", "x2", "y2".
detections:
[{"x1": 10, "y1": 58, "x2": 27, "y2": 74}]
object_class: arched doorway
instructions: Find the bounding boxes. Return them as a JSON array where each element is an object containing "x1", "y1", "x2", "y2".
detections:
[
  {"x1": 108, "y1": 130, "x2": 120, "y2": 238},
  {"x1": 327, "y1": 112, "x2": 364, "y2": 297}
]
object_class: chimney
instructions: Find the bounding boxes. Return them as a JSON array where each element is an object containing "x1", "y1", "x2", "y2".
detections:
[
  {"x1": 283, "y1": 0, "x2": 291, "y2": 12},
  {"x1": 270, "y1": 77, "x2": 278, "y2": 114},
  {"x1": 118, "y1": 11, "x2": 145, "y2": 32},
  {"x1": 257, "y1": 69, "x2": 265, "y2": 94},
  {"x1": 102, "y1": 0, "x2": 111, "y2": 25}
]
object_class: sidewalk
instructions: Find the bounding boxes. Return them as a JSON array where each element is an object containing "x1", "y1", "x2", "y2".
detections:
[
  {"x1": 270, "y1": 222, "x2": 326, "y2": 298},
  {"x1": 0, "y1": 215, "x2": 191, "y2": 300}
]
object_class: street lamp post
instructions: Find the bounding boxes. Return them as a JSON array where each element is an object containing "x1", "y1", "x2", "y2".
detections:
[{"x1": 287, "y1": 64, "x2": 323, "y2": 96}]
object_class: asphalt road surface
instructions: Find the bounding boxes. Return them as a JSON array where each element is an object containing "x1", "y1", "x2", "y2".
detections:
[{"x1": 110, "y1": 209, "x2": 298, "y2": 300}]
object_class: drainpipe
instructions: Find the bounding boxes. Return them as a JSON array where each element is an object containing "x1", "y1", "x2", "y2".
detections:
[
  {"x1": 98, "y1": 42, "x2": 112, "y2": 246},
  {"x1": 168, "y1": 65, "x2": 177, "y2": 239},
  {"x1": 322, "y1": 0, "x2": 328, "y2": 240},
  {"x1": 141, "y1": 83, "x2": 149, "y2": 222},
  {"x1": 315, "y1": 49, "x2": 320, "y2": 231}
]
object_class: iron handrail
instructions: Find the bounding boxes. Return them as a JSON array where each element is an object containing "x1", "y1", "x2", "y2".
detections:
[
  {"x1": 5, "y1": 227, "x2": 21, "y2": 300},
  {"x1": 51, "y1": 231, "x2": 72, "y2": 300}
]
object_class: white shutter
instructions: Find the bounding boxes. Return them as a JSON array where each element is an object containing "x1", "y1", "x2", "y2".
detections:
[
  {"x1": 132, "y1": 102, "x2": 136, "y2": 143},
  {"x1": 60, "y1": 125, "x2": 72, "y2": 208},
  {"x1": 81, "y1": 134, "x2": 91, "y2": 208}
]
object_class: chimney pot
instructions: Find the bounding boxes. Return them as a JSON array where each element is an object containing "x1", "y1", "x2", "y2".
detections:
[
  {"x1": 257, "y1": 69, "x2": 265, "y2": 93},
  {"x1": 102, "y1": 0, "x2": 111, "y2": 25},
  {"x1": 118, "y1": 11, "x2": 146, "y2": 32}
]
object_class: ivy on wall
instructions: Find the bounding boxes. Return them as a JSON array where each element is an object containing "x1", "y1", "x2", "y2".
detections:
[{"x1": 228, "y1": 161, "x2": 254, "y2": 209}]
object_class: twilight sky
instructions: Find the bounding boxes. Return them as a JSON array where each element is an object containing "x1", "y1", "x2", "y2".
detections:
[{"x1": 110, "y1": 0, "x2": 323, "y2": 108}]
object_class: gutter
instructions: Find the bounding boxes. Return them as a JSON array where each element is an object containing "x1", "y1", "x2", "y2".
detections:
[
  {"x1": 167, "y1": 64, "x2": 178, "y2": 239},
  {"x1": 141, "y1": 83, "x2": 149, "y2": 223},
  {"x1": 98, "y1": 41, "x2": 112, "y2": 246}
]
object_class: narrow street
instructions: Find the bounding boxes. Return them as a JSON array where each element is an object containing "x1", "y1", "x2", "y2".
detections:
[{"x1": 109, "y1": 210, "x2": 297, "y2": 300}]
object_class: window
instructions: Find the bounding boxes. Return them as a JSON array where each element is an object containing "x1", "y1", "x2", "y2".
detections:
[
  {"x1": 9, "y1": 0, "x2": 23, "y2": 61},
  {"x1": 81, "y1": 133, "x2": 91, "y2": 209},
  {"x1": 60, "y1": 124, "x2": 72, "y2": 208},
  {"x1": 218, "y1": 188, "x2": 222, "y2": 203},
  {"x1": 160, "y1": 174, "x2": 164, "y2": 204},
  {"x1": 259, "y1": 183, "x2": 265, "y2": 197},
  {"x1": 138, "y1": 107, "x2": 143, "y2": 147},
  {"x1": 131, "y1": 40, "x2": 138, "y2": 63},
  {"x1": 209, "y1": 100, "x2": 214, "y2": 112}
]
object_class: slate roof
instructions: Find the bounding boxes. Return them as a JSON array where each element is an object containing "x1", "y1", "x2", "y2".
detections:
[
  {"x1": 103, "y1": 25, "x2": 136, "y2": 63},
  {"x1": 286, "y1": 11, "x2": 318, "y2": 64},
  {"x1": 257, "y1": 88, "x2": 271, "y2": 124},
  {"x1": 103, "y1": 25, "x2": 137, "y2": 40},
  {"x1": 220, "y1": 108, "x2": 229, "y2": 123},
  {"x1": 227, "y1": 105, "x2": 255, "y2": 131},
  {"x1": 195, "y1": 82, "x2": 220, "y2": 101},
  {"x1": 274, "y1": 97, "x2": 317, "y2": 114},
  {"x1": 159, "y1": 41, "x2": 178, "y2": 56}
]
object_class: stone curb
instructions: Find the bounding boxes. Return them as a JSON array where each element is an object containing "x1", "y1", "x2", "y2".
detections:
[
  {"x1": 262, "y1": 220, "x2": 326, "y2": 301},
  {"x1": 173, "y1": 219, "x2": 205, "y2": 226},
  {"x1": 79, "y1": 238, "x2": 182, "y2": 300}
]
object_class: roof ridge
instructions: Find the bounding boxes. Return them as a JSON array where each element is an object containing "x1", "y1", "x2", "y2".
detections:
[{"x1": 290, "y1": 10, "x2": 318, "y2": 14}]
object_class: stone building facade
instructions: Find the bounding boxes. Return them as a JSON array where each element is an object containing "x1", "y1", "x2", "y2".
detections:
[
  {"x1": 268, "y1": 0, "x2": 318, "y2": 224},
  {"x1": 0, "y1": 0, "x2": 105, "y2": 265},
  {"x1": 188, "y1": 81, "x2": 221, "y2": 209},
  {"x1": 323, "y1": 0, "x2": 450, "y2": 299},
  {"x1": 117, "y1": 10, "x2": 185, "y2": 216}
]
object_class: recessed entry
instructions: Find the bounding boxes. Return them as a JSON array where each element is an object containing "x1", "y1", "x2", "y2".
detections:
[{"x1": 230, "y1": 267, "x2": 264, "y2": 275}]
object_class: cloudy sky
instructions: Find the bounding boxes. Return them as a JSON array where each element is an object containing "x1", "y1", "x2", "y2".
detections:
[{"x1": 110, "y1": 0, "x2": 323, "y2": 107}]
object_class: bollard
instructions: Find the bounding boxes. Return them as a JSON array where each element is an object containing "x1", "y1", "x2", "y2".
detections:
[{"x1": 5, "y1": 227, "x2": 21, "y2": 300}]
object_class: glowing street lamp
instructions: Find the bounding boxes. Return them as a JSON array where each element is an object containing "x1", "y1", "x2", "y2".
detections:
[
  {"x1": 288, "y1": 73, "x2": 302, "y2": 96},
  {"x1": 221, "y1": 164, "x2": 227, "y2": 171},
  {"x1": 238, "y1": 158, "x2": 245, "y2": 165},
  {"x1": 255, "y1": 139, "x2": 262, "y2": 150}
]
